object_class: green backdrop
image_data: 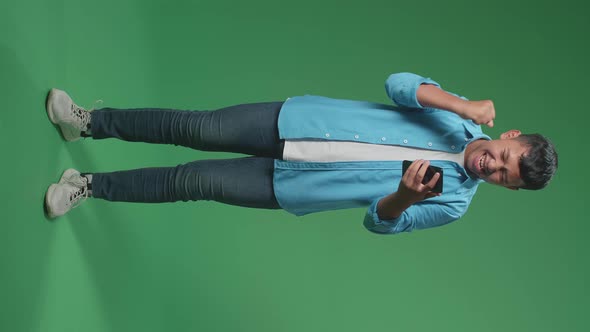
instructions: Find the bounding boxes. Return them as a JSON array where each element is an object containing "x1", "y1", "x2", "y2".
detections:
[{"x1": 1, "y1": 0, "x2": 587, "y2": 331}]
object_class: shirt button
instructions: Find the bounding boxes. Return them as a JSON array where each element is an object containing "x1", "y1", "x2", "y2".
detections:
[
  {"x1": 451, "y1": 145, "x2": 456, "y2": 150},
  {"x1": 427, "y1": 142, "x2": 433, "y2": 147},
  {"x1": 354, "y1": 134, "x2": 359, "y2": 139},
  {"x1": 457, "y1": 172, "x2": 462, "y2": 177},
  {"x1": 403, "y1": 139, "x2": 408, "y2": 144},
  {"x1": 381, "y1": 137, "x2": 387, "y2": 141},
  {"x1": 325, "y1": 133, "x2": 330, "y2": 138},
  {"x1": 465, "y1": 137, "x2": 470, "y2": 141}
]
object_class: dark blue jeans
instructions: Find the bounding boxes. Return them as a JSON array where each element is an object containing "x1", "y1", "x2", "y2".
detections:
[{"x1": 88, "y1": 102, "x2": 285, "y2": 210}]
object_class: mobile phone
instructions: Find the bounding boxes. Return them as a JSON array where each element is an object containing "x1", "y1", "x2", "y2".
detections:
[{"x1": 402, "y1": 160, "x2": 443, "y2": 193}]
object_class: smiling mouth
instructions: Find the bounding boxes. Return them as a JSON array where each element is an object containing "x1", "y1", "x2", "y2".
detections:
[{"x1": 476, "y1": 153, "x2": 487, "y2": 176}]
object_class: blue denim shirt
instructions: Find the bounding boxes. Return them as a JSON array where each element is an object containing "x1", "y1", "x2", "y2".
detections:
[{"x1": 273, "y1": 73, "x2": 490, "y2": 234}]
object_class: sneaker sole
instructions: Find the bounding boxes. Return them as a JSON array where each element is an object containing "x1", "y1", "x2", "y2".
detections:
[
  {"x1": 45, "y1": 184, "x2": 59, "y2": 219},
  {"x1": 46, "y1": 89, "x2": 56, "y2": 123}
]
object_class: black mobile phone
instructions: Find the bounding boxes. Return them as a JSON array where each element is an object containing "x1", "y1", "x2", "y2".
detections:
[{"x1": 402, "y1": 160, "x2": 443, "y2": 193}]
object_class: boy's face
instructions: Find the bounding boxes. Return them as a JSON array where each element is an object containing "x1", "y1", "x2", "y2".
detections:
[{"x1": 465, "y1": 130, "x2": 529, "y2": 189}]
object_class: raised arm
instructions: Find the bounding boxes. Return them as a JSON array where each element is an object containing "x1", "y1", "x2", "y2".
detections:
[
  {"x1": 417, "y1": 84, "x2": 496, "y2": 128},
  {"x1": 386, "y1": 72, "x2": 496, "y2": 127}
]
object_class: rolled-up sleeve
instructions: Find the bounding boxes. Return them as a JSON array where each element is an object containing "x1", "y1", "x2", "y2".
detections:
[
  {"x1": 385, "y1": 72, "x2": 441, "y2": 108},
  {"x1": 363, "y1": 195, "x2": 466, "y2": 235}
]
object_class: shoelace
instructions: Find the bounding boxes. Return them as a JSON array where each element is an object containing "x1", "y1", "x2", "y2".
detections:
[
  {"x1": 63, "y1": 173, "x2": 89, "y2": 208},
  {"x1": 71, "y1": 100, "x2": 102, "y2": 129},
  {"x1": 68, "y1": 187, "x2": 89, "y2": 208}
]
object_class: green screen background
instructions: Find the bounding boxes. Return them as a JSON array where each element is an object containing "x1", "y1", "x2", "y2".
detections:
[{"x1": 1, "y1": 0, "x2": 587, "y2": 331}]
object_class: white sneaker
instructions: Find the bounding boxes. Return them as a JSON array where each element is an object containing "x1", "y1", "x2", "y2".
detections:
[
  {"x1": 45, "y1": 168, "x2": 90, "y2": 218},
  {"x1": 46, "y1": 89, "x2": 92, "y2": 141}
]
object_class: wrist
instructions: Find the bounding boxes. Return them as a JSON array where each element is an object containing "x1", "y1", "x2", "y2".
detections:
[
  {"x1": 393, "y1": 190, "x2": 417, "y2": 208},
  {"x1": 451, "y1": 99, "x2": 470, "y2": 117},
  {"x1": 377, "y1": 191, "x2": 415, "y2": 220}
]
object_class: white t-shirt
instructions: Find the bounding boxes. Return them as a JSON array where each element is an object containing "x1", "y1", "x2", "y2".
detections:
[{"x1": 283, "y1": 140, "x2": 465, "y2": 166}]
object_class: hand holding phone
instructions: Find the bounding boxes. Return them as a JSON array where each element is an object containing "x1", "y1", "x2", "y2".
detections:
[
  {"x1": 402, "y1": 160, "x2": 443, "y2": 193},
  {"x1": 399, "y1": 160, "x2": 443, "y2": 205}
]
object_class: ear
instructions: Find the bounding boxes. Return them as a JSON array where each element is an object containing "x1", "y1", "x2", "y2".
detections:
[{"x1": 500, "y1": 129, "x2": 522, "y2": 140}]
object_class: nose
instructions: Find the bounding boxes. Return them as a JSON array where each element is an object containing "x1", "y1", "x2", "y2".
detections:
[{"x1": 487, "y1": 158, "x2": 502, "y2": 174}]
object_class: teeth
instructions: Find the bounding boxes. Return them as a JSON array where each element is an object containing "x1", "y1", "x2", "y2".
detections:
[{"x1": 479, "y1": 154, "x2": 485, "y2": 172}]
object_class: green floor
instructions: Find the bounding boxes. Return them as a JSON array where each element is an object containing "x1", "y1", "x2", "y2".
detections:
[{"x1": 1, "y1": 0, "x2": 588, "y2": 331}]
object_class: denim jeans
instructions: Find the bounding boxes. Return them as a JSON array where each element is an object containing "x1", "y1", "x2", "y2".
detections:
[{"x1": 88, "y1": 102, "x2": 285, "y2": 210}]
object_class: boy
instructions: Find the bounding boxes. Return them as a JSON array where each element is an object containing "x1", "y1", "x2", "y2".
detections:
[{"x1": 45, "y1": 73, "x2": 558, "y2": 234}]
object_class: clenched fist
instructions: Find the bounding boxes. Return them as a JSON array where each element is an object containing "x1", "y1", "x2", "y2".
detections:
[{"x1": 457, "y1": 100, "x2": 496, "y2": 128}]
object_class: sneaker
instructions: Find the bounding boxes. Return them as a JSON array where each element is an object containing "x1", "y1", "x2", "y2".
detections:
[
  {"x1": 45, "y1": 168, "x2": 90, "y2": 218},
  {"x1": 46, "y1": 88, "x2": 92, "y2": 141}
]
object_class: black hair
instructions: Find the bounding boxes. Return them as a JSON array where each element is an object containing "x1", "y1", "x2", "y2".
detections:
[{"x1": 516, "y1": 134, "x2": 558, "y2": 190}]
